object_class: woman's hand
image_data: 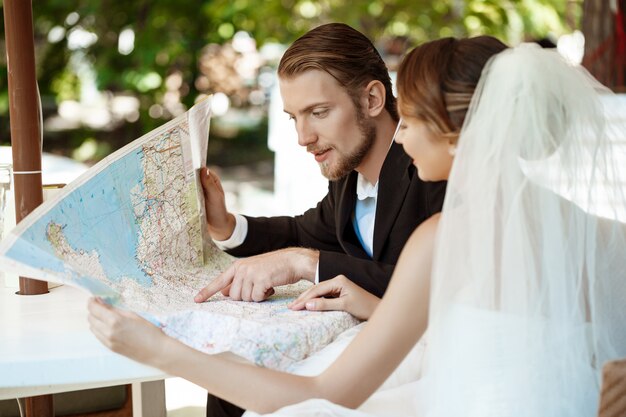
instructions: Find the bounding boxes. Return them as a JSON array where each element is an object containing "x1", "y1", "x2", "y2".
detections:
[
  {"x1": 87, "y1": 297, "x2": 169, "y2": 367},
  {"x1": 288, "y1": 275, "x2": 380, "y2": 320}
]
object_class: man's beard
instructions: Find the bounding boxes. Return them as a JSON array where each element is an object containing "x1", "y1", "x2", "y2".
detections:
[{"x1": 317, "y1": 113, "x2": 376, "y2": 181}]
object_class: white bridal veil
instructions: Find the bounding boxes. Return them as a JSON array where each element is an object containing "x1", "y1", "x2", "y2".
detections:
[
  {"x1": 258, "y1": 44, "x2": 626, "y2": 417},
  {"x1": 425, "y1": 44, "x2": 626, "y2": 416}
]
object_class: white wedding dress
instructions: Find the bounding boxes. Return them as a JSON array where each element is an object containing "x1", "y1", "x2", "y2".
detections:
[
  {"x1": 251, "y1": 44, "x2": 626, "y2": 417},
  {"x1": 244, "y1": 323, "x2": 428, "y2": 417}
]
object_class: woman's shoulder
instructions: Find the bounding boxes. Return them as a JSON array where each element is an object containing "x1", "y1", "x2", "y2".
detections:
[
  {"x1": 418, "y1": 213, "x2": 441, "y2": 233},
  {"x1": 405, "y1": 213, "x2": 441, "y2": 250}
]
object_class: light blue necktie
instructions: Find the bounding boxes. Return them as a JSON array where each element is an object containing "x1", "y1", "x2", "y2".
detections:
[{"x1": 353, "y1": 196, "x2": 376, "y2": 258}]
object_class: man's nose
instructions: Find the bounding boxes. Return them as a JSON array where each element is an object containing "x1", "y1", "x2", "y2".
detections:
[{"x1": 296, "y1": 119, "x2": 316, "y2": 147}]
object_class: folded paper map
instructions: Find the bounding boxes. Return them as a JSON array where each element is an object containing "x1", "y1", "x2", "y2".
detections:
[{"x1": 0, "y1": 99, "x2": 359, "y2": 371}]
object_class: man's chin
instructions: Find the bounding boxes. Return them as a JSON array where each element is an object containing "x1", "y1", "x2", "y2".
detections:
[{"x1": 319, "y1": 164, "x2": 351, "y2": 181}]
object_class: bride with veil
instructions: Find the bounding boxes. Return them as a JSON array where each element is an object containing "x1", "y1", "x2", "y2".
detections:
[{"x1": 88, "y1": 37, "x2": 626, "y2": 416}]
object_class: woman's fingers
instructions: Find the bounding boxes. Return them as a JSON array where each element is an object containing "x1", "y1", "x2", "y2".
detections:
[{"x1": 289, "y1": 280, "x2": 340, "y2": 310}]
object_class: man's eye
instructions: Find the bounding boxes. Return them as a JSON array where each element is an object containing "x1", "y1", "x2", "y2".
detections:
[
  {"x1": 399, "y1": 124, "x2": 407, "y2": 130},
  {"x1": 288, "y1": 115, "x2": 295, "y2": 121},
  {"x1": 312, "y1": 109, "x2": 329, "y2": 118}
]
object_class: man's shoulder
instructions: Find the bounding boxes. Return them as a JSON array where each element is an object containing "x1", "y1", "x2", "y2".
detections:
[
  {"x1": 386, "y1": 141, "x2": 412, "y2": 163},
  {"x1": 380, "y1": 142, "x2": 417, "y2": 179}
]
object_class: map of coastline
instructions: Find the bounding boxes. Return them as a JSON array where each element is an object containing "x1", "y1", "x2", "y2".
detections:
[{"x1": 0, "y1": 99, "x2": 359, "y2": 370}]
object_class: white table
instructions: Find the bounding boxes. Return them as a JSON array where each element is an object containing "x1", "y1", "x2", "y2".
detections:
[{"x1": 0, "y1": 285, "x2": 167, "y2": 416}]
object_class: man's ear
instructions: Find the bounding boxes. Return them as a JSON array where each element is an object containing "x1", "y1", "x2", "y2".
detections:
[{"x1": 363, "y1": 80, "x2": 386, "y2": 117}]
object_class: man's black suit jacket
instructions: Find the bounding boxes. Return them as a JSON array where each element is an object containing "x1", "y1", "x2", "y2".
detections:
[{"x1": 226, "y1": 142, "x2": 446, "y2": 297}]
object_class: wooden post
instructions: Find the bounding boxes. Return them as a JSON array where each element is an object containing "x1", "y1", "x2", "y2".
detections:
[
  {"x1": 582, "y1": 0, "x2": 626, "y2": 92},
  {"x1": 3, "y1": 0, "x2": 52, "y2": 413},
  {"x1": 3, "y1": 0, "x2": 47, "y2": 296},
  {"x1": 24, "y1": 395, "x2": 55, "y2": 417}
]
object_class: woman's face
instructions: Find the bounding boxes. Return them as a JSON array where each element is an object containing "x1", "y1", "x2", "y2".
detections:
[{"x1": 395, "y1": 116, "x2": 454, "y2": 182}]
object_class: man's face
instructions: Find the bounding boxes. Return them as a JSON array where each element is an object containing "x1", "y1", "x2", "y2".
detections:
[{"x1": 279, "y1": 70, "x2": 376, "y2": 180}]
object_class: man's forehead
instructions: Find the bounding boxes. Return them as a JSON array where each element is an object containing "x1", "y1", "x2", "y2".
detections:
[{"x1": 279, "y1": 70, "x2": 347, "y2": 113}]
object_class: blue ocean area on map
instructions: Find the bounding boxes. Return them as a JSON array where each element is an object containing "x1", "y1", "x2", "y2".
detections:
[
  {"x1": 6, "y1": 149, "x2": 152, "y2": 287},
  {"x1": 0, "y1": 100, "x2": 364, "y2": 371}
]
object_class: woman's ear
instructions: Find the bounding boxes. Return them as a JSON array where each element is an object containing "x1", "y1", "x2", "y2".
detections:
[
  {"x1": 447, "y1": 133, "x2": 460, "y2": 157},
  {"x1": 363, "y1": 80, "x2": 386, "y2": 117}
]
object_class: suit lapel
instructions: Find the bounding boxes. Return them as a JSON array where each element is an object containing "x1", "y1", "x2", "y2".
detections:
[
  {"x1": 336, "y1": 172, "x2": 368, "y2": 256},
  {"x1": 372, "y1": 142, "x2": 412, "y2": 259}
]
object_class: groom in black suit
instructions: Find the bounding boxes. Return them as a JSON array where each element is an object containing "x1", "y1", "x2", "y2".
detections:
[{"x1": 197, "y1": 23, "x2": 445, "y2": 416}]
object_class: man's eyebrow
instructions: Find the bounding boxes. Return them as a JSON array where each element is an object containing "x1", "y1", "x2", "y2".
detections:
[{"x1": 283, "y1": 102, "x2": 330, "y2": 116}]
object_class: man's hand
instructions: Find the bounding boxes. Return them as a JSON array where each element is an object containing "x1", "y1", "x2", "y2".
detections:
[
  {"x1": 288, "y1": 275, "x2": 380, "y2": 320},
  {"x1": 200, "y1": 167, "x2": 236, "y2": 241},
  {"x1": 87, "y1": 298, "x2": 170, "y2": 367},
  {"x1": 194, "y1": 247, "x2": 320, "y2": 303}
]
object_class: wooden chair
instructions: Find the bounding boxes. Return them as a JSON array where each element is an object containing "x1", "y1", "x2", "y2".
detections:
[{"x1": 597, "y1": 358, "x2": 626, "y2": 417}]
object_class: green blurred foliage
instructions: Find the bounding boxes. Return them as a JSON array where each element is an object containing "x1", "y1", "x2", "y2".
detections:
[{"x1": 0, "y1": 0, "x2": 582, "y2": 160}]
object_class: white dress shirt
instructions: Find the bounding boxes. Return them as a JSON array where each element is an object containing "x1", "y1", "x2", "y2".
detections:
[{"x1": 213, "y1": 173, "x2": 378, "y2": 284}]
